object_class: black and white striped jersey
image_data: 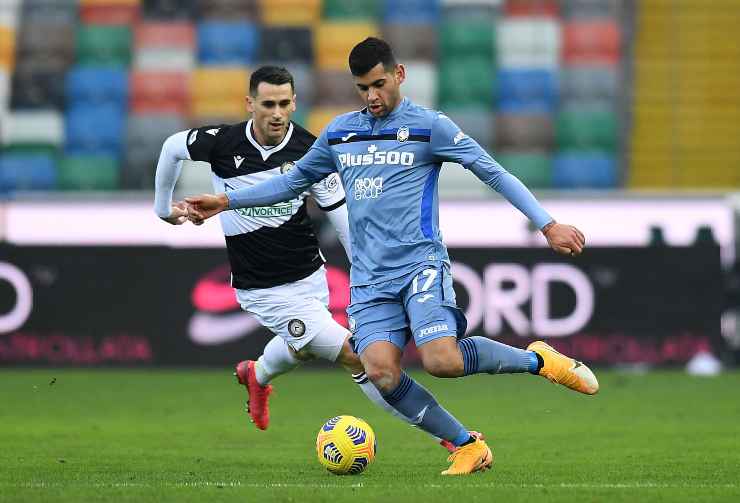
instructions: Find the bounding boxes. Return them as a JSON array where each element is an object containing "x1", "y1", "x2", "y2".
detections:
[{"x1": 186, "y1": 120, "x2": 346, "y2": 290}]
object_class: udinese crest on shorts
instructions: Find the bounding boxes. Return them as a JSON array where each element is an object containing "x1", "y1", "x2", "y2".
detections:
[
  {"x1": 397, "y1": 126, "x2": 409, "y2": 142},
  {"x1": 288, "y1": 318, "x2": 306, "y2": 337},
  {"x1": 280, "y1": 161, "x2": 295, "y2": 174}
]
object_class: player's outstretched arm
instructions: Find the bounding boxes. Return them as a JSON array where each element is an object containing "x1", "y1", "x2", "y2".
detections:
[{"x1": 154, "y1": 131, "x2": 194, "y2": 225}]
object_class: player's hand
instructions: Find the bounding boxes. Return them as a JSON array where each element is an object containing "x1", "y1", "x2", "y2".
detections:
[
  {"x1": 542, "y1": 221, "x2": 586, "y2": 256},
  {"x1": 185, "y1": 193, "x2": 229, "y2": 224},
  {"x1": 159, "y1": 201, "x2": 189, "y2": 225}
]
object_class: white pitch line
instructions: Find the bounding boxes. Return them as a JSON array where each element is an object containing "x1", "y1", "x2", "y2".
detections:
[{"x1": 4, "y1": 482, "x2": 738, "y2": 490}]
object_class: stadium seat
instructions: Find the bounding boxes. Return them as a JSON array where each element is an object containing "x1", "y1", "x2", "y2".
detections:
[
  {"x1": 65, "y1": 104, "x2": 126, "y2": 157},
  {"x1": 560, "y1": 66, "x2": 618, "y2": 102},
  {"x1": 403, "y1": 61, "x2": 436, "y2": 108},
  {"x1": 504, "y1": 0, "x2": 558, "y2": 17},
  {"x1": 259, "y1": 0, "x2": 321, "y2": 26},
  {"x1": 0, "y1": 70, "x2": 9, "y2": 113},
  {"x1": 190, "y1": 67, "x2": 249, "y2": 120},
  {"x1": 444, "y1": 107, "x2": 495, "y2": 150},
  {"x1": 0, "y1": 26, "x2": 14, "y2": 71},
  {"x1": 497, "y1": 19, "x2": 560, "y2": 69},
  {"x1": 259, "y1": 27, "x2": 313, "y2": 62},
  {"x1": 0, "y1": 154, "x2": 57, "y2": 192},
  {"x1": 439, "y1": 18, "x2": 495, "y2": 61},
  {"x1": 561, "y1": 0, "x2": 620, "y2": 19},
  {"x1": 0, "y1": 110, "x2": 64, "y2": 149},
  {"x1": 141, "y1": 0, "x2": 196, "y2": 20},
  {"x1": 76, "y1": 25, "x2": 132, "y2": 66},
  {"x1": 382, "y1": 0, "x2": 440, "y2": 25},
  {"x1": 21, "y1": 0, "x2": 77, "y2": 26},
  {"x1": 382, "y1": 24, "x2": 436, "y2": 61},
  {"x1": 10, "y1": 68, "x2": 67, "y2": 109},
  {"x1": 495, "y1": 151, "x2": 552, "y2": 189},
  {"x1": 314, "y1": 70, "x2": 360, "y2": 106},
  {"x1": 497, "y1": 69, "x2": 558, "y2": 113},
  {"x1": 134, "y1": 22, "x2": 195, "y2": 49},
  {"x1": 57, "y1": 155, "x2": 119, "y2": 191},
  {"x1": 313, "y1": 22, "x2": 379, "y2": 71},
  {"x1": 123, "y1": 113, "x2": 186, "y2": 189},
  {"x1": 438, "y1": 162, "x2": 490, "y2": 199},
  {"x1": 80, "y1": 3, "x2": 140, "y2": 24},
  {"x1": 252, "y1": 62, "x2": 315, "y2": 107},
  {"x1": 195, "y1": 0, "x2": 258, "y2": 20},
  {"x1": 197, "y1": 21, "x2": 259, "y2": 65},
  {"x1": 65, "y1": 67, "x2": 129, "y2": 106},
  {"x1": 134, "y1": 47, "x2": 195, "y2": 72},
  {"x1": 438, "y1": 57, "x2": 494, "y2": 108},
  {"x1": 496, "y1": 113, "x2": 553, "y2": 150},
  {"x1": 323, "y1": 0, "x2": 379, "y2": 20},
  {"x1": 562, "y1": 20, "x2": 620, "y2": 65},
  {"x1": 307, "y1": 107, "x2": 355, "y2": 136},
  {"x1": 16, "y1": 22, "x2": 75, "y2": 64},
  {"x1": 552, "y1": 151, "x2": 618, "y2": 188},
  {"x1": 130, "y1": 71, "x2": 189, "y2": 115},
  {"x1": 556, "y1": 107, "x2": 617, "y2": 151}
]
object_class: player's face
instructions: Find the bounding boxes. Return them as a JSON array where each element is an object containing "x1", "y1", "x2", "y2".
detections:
[
  {"x1": 246, "y1": 82, "x2": 296, "y2": 145},
  {"x1": 353, "y1": 63, "x2": 405, "y2": 118}
]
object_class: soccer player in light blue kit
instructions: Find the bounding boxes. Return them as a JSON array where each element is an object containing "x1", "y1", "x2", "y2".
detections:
[{"x1": 187, "y1": 38, "x2": 599, "y2": 475}]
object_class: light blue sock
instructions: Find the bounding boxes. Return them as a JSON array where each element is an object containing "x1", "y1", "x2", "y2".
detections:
[
  {"x1": 458, "y1": 336, "x2": 539, "y2": 375},
  {"x1": 382, "y1": 372, "x2": 471, "y2": 447}
]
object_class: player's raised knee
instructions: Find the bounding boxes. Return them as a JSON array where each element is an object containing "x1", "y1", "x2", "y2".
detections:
[{"x1": 364, "y1": 365, "x2": 400, "y2": 393}]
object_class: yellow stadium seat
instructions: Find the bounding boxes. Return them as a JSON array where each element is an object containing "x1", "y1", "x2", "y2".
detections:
[
  {"x1": 0, "y1": 27, "x2": 15, "y2": 71},
  {"x1": 259, "y1": 0, "x2": 321, "y2": 26},
  {"x1": 314, "y1": 22, "x2": 379, "y2": 71},
  {"x1": 190, "y1": 67, "x2": 249, "y2": 101},
  {"x1": 190, "y1": 98, "x2": 247, "y2": 121},
  {"x1": 307, "y1": 106, "x2": 356, "y2": 136}
]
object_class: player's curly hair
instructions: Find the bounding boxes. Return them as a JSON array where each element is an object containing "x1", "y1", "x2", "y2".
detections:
[
  {"x1": 349, "y1": 37, "x2": 397, "y2": 77},
  {"x1": 249, "y1": 66, "x2": 294, "y2": 96}
]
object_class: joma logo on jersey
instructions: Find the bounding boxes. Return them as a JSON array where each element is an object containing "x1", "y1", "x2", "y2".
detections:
[
  {"x1": 235, "y1": 203, "x2": 292, "y2": 218},
  {"x1": 338, "y1": 148, "x2": 414, "y2": 169},
  {"x1": 354, "y1": 177, "x2": 383, "y2": 200}
]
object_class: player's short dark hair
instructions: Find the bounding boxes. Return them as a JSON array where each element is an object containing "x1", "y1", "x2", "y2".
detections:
[
  {"x1": 348, "y1": 37, "x2": 397, "y2": 77},
  {"x1": 249, "y1": 66, "x2": 294, "y2": 96}
]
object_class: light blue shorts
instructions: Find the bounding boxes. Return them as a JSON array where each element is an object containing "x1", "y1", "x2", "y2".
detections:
[{"x1": 346, "y1": 263, "x2": 467, "y2": 355}]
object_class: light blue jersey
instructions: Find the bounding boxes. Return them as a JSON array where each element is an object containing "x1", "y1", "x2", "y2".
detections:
[{"x1": 227, "y1": 97, "x2": 552, "y2": 287}]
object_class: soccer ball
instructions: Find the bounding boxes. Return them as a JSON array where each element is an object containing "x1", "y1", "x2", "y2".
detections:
[{"x1": 316, "y1": 415, "x2": 376, "y2": 475}]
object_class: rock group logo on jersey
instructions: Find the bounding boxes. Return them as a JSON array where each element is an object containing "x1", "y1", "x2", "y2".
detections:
[{"x1": 354, "y1": 177, "x2": 383, "y2": 200}]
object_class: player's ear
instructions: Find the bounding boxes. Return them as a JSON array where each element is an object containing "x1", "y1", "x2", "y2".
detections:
[
  {"x1": 291, "y1": 94, "x2": 297, "y2": 113},
  {"x1": 245, "y1": 94, "x2": 255, "y2": 114},
  {"x1": 395, "y1": 64, "x2": 406, "y2": 85}
]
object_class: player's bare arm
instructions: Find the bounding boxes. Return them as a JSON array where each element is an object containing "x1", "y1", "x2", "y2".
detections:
[{"x1": 542, "y1": 221, "x2": 586, "y2": 256}]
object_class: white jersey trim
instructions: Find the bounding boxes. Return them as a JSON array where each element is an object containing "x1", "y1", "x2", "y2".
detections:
[{"x1": 245, "y1": 120, "x2": 294, "y2": 162}]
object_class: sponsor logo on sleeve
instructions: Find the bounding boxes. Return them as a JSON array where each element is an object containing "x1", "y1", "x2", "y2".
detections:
[
  {"x1": 453, "y1": 131, "x2": 467, "y2": 145},
  {"x1": 206, "y1": 128, "x2": 219, "y2": 136},
  {"x1": 188, "y1": 130, "x2": 198, "y2": 145}
]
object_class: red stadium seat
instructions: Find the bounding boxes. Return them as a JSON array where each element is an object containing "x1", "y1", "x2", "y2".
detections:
[
  {"x1": 563, "y1": 20, "x2": 621, "y2": 65},
  {"x1": 80, "y1": 4, "x2": 140, "y2": 25},
  {"x1": 133, "y1": 22, "x2": 195, "y2": 49},
  {"x1": 504, "y1": 0, "x2": 558, "y2": 17},
  {"x1": 130, "y1": 71, "x2": 189, "y2": 114}
]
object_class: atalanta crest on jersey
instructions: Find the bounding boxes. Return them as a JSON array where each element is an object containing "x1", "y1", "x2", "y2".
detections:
[
  {"x1": 288, "y1": 319, "x2": 306, "y2": 337},
  {"x1": 397, "y1": 126, "x2": 410, "y2": 142},
  {"x1": 280, "y1": 161, "x2": 295, "y2": 174}
]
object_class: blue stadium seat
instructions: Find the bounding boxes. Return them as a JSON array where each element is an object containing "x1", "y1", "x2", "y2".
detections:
[
  {"x1": 497, "y1": 69, "x2": 558, "y2": 114},
  {"x1": 0, "y1": 154, "x2": 57, "y2": 192},
  {"x1": 65, "y1": 105, "x2": 126, "y2": 157},
  {"x1": 197, "y1": 21, "x2": 258, "y2": 65},
  {"x1": 383, "y1": 0, "x2": 440, "y2": 24},
  {"x1": 552, "y1": 151, "x2": 618, "y2": 188},
  {"x1": 65, "y1": 66, "x2": 129, "y2": 106}
]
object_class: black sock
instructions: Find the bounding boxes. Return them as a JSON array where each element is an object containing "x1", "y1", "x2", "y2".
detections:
[{"x1": 534, "y1": 353, "x2": 544, "y2": 373}]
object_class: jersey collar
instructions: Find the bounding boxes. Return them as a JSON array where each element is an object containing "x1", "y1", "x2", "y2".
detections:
[
  {"x1": 245, "y1": 119, "x2": 294, "y2": 162},
  {"x1": 360, "y1": 97, "x2": 410, "y2": 125}
]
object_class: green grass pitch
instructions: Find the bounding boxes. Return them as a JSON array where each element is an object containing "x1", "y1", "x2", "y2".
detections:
[{"x1": 1, "y1": 368, "x2": 739, "y2": 502}]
